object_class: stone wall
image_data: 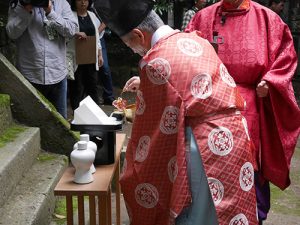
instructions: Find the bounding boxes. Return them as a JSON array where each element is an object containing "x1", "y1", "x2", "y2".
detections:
[
  {"x1": 0, "y1": 2, "x2": 15, "y2": 64},
  {"x1": 0, "y1": 26, "x2": 15, "y2": 65}
]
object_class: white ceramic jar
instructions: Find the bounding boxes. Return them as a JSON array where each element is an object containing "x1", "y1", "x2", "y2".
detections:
[
  {"x1": 74, "y1": 134, "x2": 97, "y2": 173},
  {"x1": 70, "y1": 141, "x2": 95, "y2": 184}
]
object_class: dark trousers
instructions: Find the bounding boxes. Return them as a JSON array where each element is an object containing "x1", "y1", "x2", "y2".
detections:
[
  {"x1": 69, "y1": 64, "x2": 100, "y2": 111},
  {"x1": 98, "y1": 37, "x2": 114, "y2": 103},
  {"x1": 32, "y1": 77, "x2": 67, "y2": 118},
  {"x1": 255, "y1": 172, "x2": 271, "y2": 222}
]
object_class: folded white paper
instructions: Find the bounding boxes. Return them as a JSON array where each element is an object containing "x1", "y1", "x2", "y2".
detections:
[{"x1": 72, "y1": 96, "x2": 119, "y2": 125}]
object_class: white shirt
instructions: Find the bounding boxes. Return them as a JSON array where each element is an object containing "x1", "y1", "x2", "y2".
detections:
[
  {"x1": 151, "y1": 25, "x2": 174, "y2": 47},
  {"x1": 140, "y1": 25, "x2": 175, "y2": 69}
]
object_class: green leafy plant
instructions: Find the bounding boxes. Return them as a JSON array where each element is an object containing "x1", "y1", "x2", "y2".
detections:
[{"x1": 153, "y1": 0, "x2": 173, "y2": 15}]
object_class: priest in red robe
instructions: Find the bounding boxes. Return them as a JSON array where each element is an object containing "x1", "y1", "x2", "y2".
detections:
[
  {"x1": 185, "y1": 0, "x2": 300, "y2": 223},
  {"x1": 96, "y1": 0, "x2": 258, "y2": 224}
]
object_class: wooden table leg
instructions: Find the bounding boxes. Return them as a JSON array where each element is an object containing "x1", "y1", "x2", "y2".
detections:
[
  {"x1": 107, "y1": 187, "x2": 112, "y2": 225},
  {"x1": 78, "y1": 195, "x2": 85, "y2": 225},
  {"x1": 116, "y1": 160, "x2": 121, "y2": 225},
  {"x1": 66, "y1": 196, "x2": 74, "y2": 225},
  {"x1": 89, "y1": 195, "x2": 96, "y2": 225},
  {"x1": 98, "y1": 194, "x2": 107, "y2": 225}
]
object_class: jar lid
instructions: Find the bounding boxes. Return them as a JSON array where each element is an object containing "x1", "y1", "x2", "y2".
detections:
[
  {"x1": 80, "y1": 134, "x2": 90, "y2": 142},
  {"x1": 77, "y1": 141, "x2": 87, "y2": 150}
]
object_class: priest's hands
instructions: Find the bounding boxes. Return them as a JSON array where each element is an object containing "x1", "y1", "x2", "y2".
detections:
[
  {"x1": 123, "y1": 76, "x2": 140, "y2": 92},
  {"x1": 256, "y1": 80, "x2": 269, "y2": 97}
]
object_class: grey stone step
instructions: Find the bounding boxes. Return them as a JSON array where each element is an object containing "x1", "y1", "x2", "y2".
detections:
[
  {"x1": 0, "y1": 127, "x2": 40, "y2": 208},
  {"x1": 0, "y1": 152, "x2": 68, "y2": 225},
  {"x1": 0, "y1": 94, "x2": 13, "y2": 135}
]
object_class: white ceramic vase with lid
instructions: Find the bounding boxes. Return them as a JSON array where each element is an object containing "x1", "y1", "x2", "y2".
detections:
[
  {"x1": 73, "y1": 134, "x2": 97, "y2": 173},
  {"x1": 71, "y1": 141, "x2": 95, "y2": 184}
]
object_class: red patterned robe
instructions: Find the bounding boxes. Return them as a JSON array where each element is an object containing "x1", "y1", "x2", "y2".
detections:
[
  {"x1": 186, "y1": 0, "x2": 300, "y2": 190},
  {"x1": 120, "y1": 30, "x2": 257, "y2": 225}
]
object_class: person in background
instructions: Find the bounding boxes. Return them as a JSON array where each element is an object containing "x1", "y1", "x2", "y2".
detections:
[
  {"x1": 90, "y1": 4, "x2": 115, "y2": 105},
  {"x1": 185, "y1": 0, "x2": 300, "y2": 224},
  {"x1": 181, "y1": 0, "x2": 206, "y2": 31},
  {"x1": 6, "y1": 0, "x2": 78, "y2": 118},
  {"x1": 95, "y1": 0, "x2": 257, "y2": 224},
  {"x1": 98, "y1": 24, "x2": 115, "y2": 105},
  {"x1": 268, "y1": 0, "x2": 285, "y2": 15},
  {"x1": 268, "y1": 0, "x2": 287, "y2": 22},
  {"x1": 68, "y1": 0, "x2": 103, "y2": 111}
]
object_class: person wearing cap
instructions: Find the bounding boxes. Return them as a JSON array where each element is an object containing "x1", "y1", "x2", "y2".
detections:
[
  {"x1": 185, "y1": 0, "x2": 300, "y2": 224},
  {"x1": 95, "y1": 0, "x2": 258, "y2": 224}
]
